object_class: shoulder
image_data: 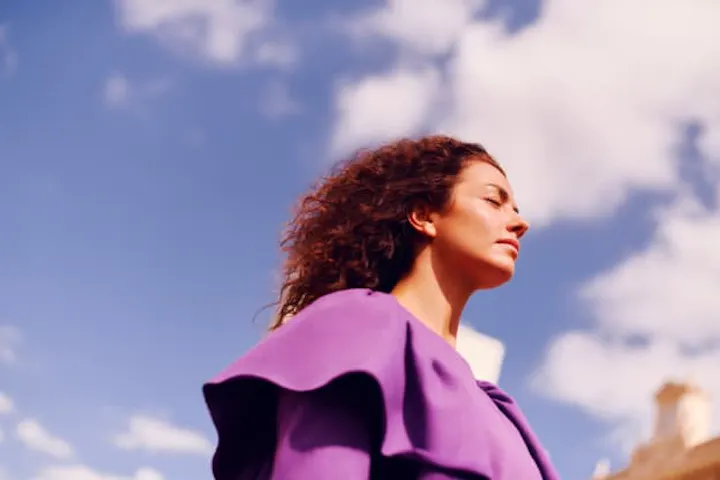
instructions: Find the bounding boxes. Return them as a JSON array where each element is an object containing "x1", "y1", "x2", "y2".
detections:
[
  {"x1": 276, "y1": 288, "x2": 405, "y2": 342},
  {"x1": 203, "y1": 289, "x2": 412, "y2": 477},
  {"x1": 203, "y1": 289, "x2": 413, "y2": 479},
  {"x1": 287, "y1": 288, "x2": 400, "y2": 328},
  {"x1": 206, "y1": 289, "x2": 408, "y2": 388}
]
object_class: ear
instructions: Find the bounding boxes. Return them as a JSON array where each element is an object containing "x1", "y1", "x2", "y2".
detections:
[{"x1": 407, "y1": 202, "x2": 438, "y2": 238}]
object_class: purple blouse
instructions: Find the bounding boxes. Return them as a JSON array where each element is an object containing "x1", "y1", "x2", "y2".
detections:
[{"x1": 203, "y1": 289, "x2": 559, "y2": 479}]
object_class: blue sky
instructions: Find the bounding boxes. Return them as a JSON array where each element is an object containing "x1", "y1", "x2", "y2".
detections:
[{"x1": 1, "y1": 1, "x2": 719, "y2": 479}]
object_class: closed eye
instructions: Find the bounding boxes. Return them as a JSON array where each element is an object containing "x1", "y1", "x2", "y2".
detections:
[{"x1": 484, "y1": 183, "x2": 520, "y2": 214}]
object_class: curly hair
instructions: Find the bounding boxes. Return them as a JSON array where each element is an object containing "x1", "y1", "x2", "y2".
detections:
[{"x1": 271, "y1": 135, "x2": 504, "y2": 330}]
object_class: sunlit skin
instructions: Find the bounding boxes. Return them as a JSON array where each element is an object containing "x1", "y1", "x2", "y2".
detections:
[{"x1": 392, "y1": 158, "x2": 529, "y2": 346}]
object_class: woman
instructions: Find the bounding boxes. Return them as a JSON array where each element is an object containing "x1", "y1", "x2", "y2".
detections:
[{"x1": 203, "y1": 135, "x2": 559, "y2": 479}]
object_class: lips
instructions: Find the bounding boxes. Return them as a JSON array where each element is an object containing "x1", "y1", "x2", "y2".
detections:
[{"x1": 496, "y1": 238, "x2": 520, "y2": 254}]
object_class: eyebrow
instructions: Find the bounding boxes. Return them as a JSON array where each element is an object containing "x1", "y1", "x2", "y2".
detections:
[{"x1": 485, "y1": 183, "x2": 520, "y2": 214}]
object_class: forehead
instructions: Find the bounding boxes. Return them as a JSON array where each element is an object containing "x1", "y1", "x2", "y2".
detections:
[{"x1": 456, "y1": 159, "x2": 514, "y2": 195}]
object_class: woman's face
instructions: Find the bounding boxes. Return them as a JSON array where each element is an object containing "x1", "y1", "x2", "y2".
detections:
[{"x1": 428, "y1": 159, "x2": 529, "y2": 290}]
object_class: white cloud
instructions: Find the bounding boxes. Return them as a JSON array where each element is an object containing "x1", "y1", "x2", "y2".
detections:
[
  {"x1": 114, "y1": 0, "x2": 280, "y2": 67},
  {"x1": 0, "y1": 392, "x2": 13, "y2": 415},
  {"x1": 0, "y1": 25, "x2": 18, "y2": 76},
  {"x1": 700, "y1": 127, "x2": 720, "y2": 166},
  {"x1": 349, "y1": 0, "x2": 484, "y2": 56},
  {"x1": 330, "y1": 66, "x2": 441, "y2": 155},
  {"x1": 0, "y1": 326, "x2": 20, "y2": 365},
  {"x1": 331, "y1": 0, "x2": 720, "y2": 226},
  {"x1": 581, "y1": 196, "x2": 720, "y2": 346},
  {"x1": 253, "y1": 41, "x2": 299, "y2": 69},
  {"x1": 33, "y1": 465, "x2": 163, "y2": 480},
  {"x1": 533, "y1": 183, "x2": 720, "y2": 451},
  {"x1": 103, "y1": 72, "x2": 171, "y2": 110},
  {"x1": 113, "y1": 415, "x2": 212, "y2": 455},
  {"x1": 16, "y1": 419, "x2": 74, "y2": 459}
]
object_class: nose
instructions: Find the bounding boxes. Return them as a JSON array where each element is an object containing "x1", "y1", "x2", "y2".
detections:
[{"x1": 507, "y1": 212, "x2": 529, "y2": 239}]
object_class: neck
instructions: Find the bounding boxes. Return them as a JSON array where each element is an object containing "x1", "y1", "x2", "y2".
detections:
[{"x1": 390, "y1": 248, "x2": 472, "y2": 346}]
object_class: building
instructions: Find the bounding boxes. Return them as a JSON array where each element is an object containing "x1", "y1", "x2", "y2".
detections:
[
  {"x1": 456, "y1": 323, "x2": 505, "y2": 385},
  {"x1": 593, "y1": 382, "x2": 720, "y2": 480}
]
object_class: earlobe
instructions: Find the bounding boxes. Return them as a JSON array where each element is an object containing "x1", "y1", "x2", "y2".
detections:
[{"x1": 407, "y1": 204, "x2": 437, "y2": 238}]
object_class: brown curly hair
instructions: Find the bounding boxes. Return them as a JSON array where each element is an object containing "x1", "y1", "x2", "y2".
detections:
[{"x1": 271, "y1": 135, "x2": 504, "y2": 330}]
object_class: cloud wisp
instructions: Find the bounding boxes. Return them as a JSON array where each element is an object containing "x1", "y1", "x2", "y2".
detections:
[{"x1": 113, "y1": 415, "x2": 212, "y2": 456}]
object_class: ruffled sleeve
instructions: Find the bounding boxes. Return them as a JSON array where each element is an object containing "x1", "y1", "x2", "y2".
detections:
[
  {"x1": 202, "y1": 289, "x2": 408, "y2": 479},
  {"x1": 270, "y1": 379, "x2": 374, "y2": 479}
]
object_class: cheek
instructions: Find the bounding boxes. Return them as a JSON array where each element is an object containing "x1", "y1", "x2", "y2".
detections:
[
  {"x1": 460, "y1": 201, "x2": 497, "y2": 236},
  {"x1": 472, "y1": 214, "x2": 500, "y2": 253},
  {"x1": 439, "y1": 204, "x2": 497, "y2": 248}
]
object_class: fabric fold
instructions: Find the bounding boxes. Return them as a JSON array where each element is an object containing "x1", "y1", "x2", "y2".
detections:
[{"x1": 203, "y1": 289, "x2": 558, "y2": 480}]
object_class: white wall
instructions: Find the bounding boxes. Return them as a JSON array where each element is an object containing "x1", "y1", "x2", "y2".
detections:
[{"x1": 456, "y1": 323, "x2": 505, "y2": 385}]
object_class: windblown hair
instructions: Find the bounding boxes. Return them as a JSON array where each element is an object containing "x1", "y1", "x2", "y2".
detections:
[{"x1": 271, "y1": 135, "x2": 502, "y2": 330}]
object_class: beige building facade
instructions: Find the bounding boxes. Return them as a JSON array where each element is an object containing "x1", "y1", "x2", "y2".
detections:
[{"x1": 594, "y1": 382, "x2": 720, "y2": 480}]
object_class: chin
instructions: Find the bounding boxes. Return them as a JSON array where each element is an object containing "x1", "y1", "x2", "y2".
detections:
[{"x1": 474, "y1": 260, "x2": 516, "y2": 290}]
